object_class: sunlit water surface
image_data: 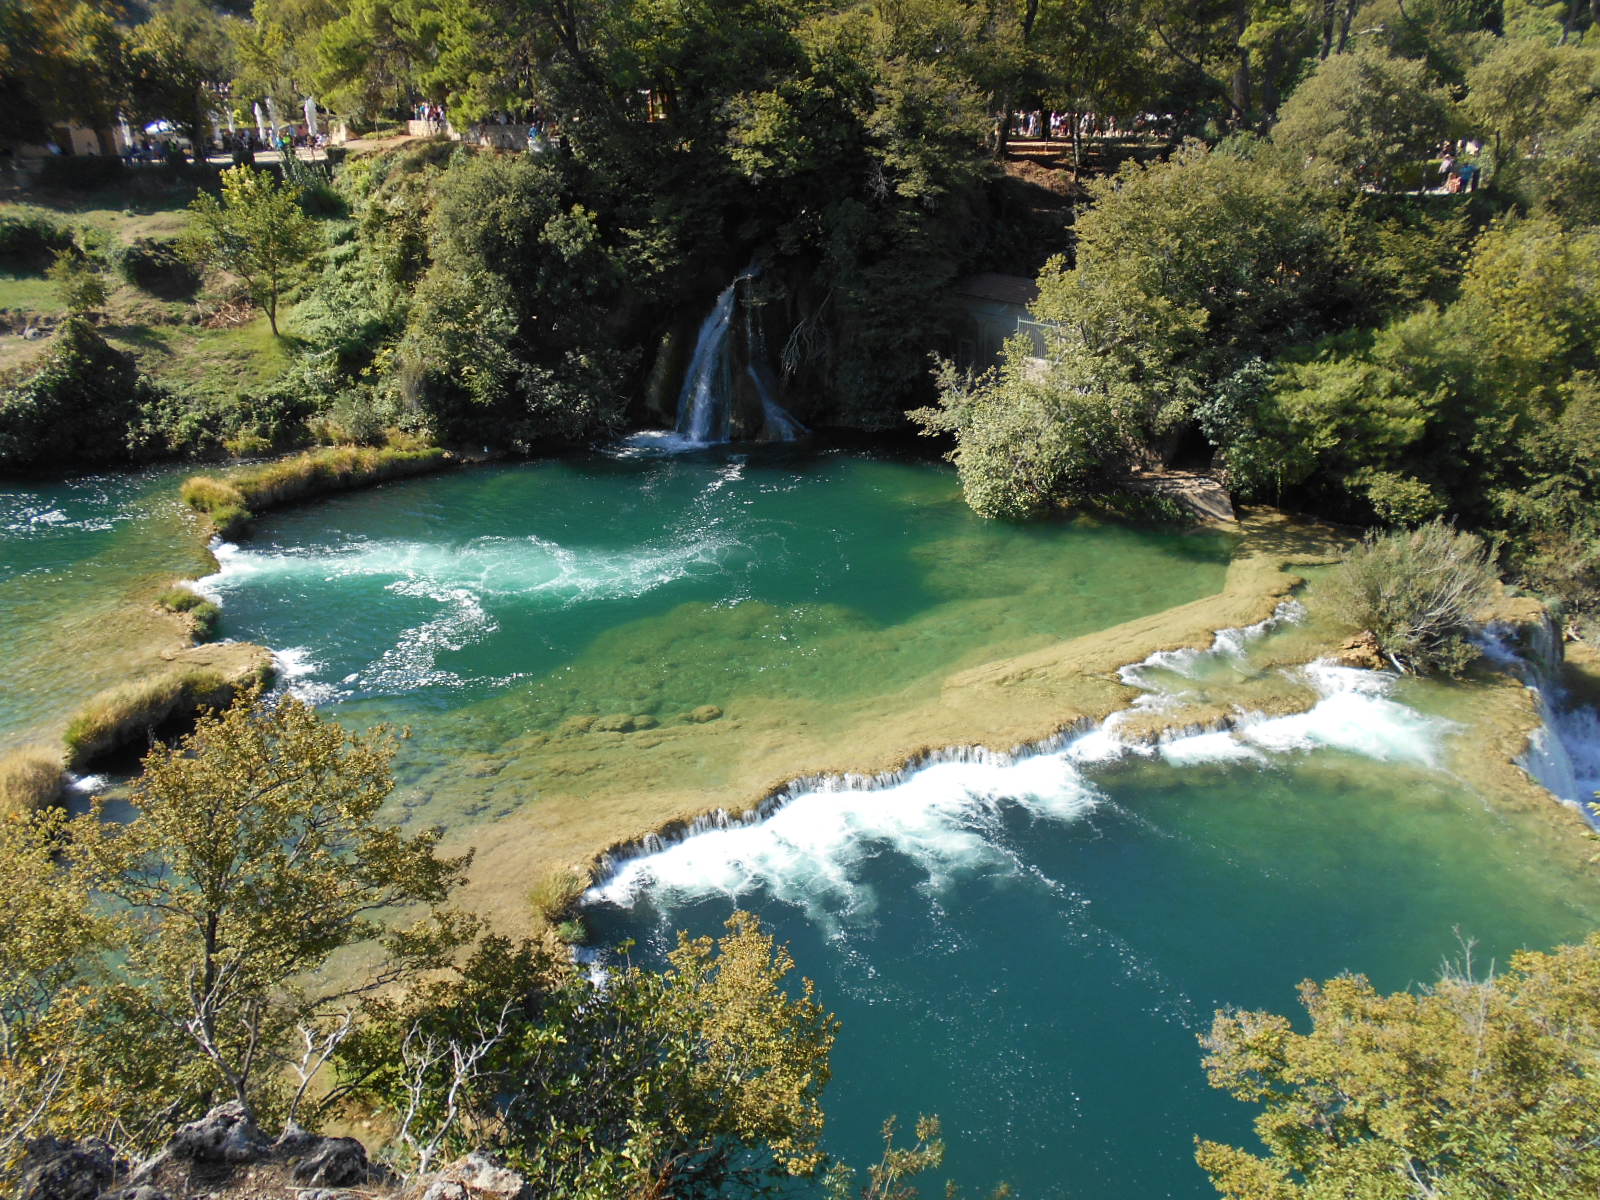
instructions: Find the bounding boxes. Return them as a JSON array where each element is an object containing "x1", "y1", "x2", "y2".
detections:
[{"x1": 4, "y1": 449, "x2": 1595, "y2": 1200}]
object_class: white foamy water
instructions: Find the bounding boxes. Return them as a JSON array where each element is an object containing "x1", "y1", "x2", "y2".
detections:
[
  {"x1": 588, "y1": 746, "x2": 1101, "y2": 922},
  {"x1": 198, "y1": 531, "x2": 732, "y2": 604},
  {"x1": 588, "y1": 609, "x2": 1463, "y2": 918},
  {"x1": 195, "y1": 524, "x2": 737, "y2": 698},
  {"x1": 1481, "y1": 621, "x2": 1600, "y2": 829}
]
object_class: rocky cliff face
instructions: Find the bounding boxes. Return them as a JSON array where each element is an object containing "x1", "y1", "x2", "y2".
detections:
[{"x1": 18, "y1": 1103, "x2": 532, "y2": 1200}]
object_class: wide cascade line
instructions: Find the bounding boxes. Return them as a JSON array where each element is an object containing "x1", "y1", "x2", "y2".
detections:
[{"x1": 583, "y1": 601, "x2": 1462, "y2": 917}]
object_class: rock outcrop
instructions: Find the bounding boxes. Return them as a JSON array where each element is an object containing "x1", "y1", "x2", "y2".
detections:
[{"x1": 13, "y1": 1105, "x2": 532, "y2": 1200}]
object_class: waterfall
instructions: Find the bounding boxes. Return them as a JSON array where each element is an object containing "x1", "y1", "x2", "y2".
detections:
[
  {"x1": 1479, "y1": 619, "x2": 1600, "y2": 829},
  {"x1": 674, "y1": 272, "x2": 806, "y2": 445}
]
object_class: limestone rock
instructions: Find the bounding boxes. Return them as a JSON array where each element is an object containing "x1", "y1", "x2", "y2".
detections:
[
  {"x1": 169, "y1": 1101, "x2": 271, "y2": 1165},
  {"x1": 421, "y1": 1150, "x2": 531, "y2": 1200},
  {"x1": 289, "y1": 1136, "x2": 371, "y2": 1187},
  {"x1": 687, "y1": 704, "x2": 723, "y2": 723},
  {"x1": 17, "y1": 1135, "x2": 117, "y2": 1200},
  {"x1": 1331, "y1": 630, "x2": 1385, "y2": 671}
]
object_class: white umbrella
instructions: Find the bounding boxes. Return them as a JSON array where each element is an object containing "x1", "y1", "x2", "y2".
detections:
[
  {"x1": 253, "y1": 101, "x2": 268, "y2": 143},
  {"x1": 266, "y1": 97, "x2": 282, "y2": 142},
  {"x1": 118, "y1": 113, "x2": 134, "y2": 151},
  {"x1": 303, "y1": 97, "x2": 319, "y2": 139}
]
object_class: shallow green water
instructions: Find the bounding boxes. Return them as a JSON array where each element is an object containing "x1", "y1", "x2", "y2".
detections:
[
  {"x1": 199, "y1": 447, "x2": 1235, "y2": 825},
  {"x1": 0, "y1": 467, "x2": 205, "y2": 748}
]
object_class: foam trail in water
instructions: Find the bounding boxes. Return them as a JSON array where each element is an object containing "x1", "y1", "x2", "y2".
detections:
[
  {"x1": 588, "y1": 603, "x2": 1462, "y2": 919},
  {"x1": 198, "y1": 532, "x2": 732, "y2": 604},
  {"x1": 196, "y1": 527, "x2": 737, "y2": 698}
]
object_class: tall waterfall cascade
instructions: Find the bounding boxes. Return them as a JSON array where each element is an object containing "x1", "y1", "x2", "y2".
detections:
[{"x1": 675, "y1": 272, "x2": 806, "y2": 445}]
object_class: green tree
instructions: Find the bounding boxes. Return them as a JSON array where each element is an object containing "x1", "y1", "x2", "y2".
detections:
[
  {"x1": 77, "y1": 688, "x2": 471, "y2": 1119},
  {"x1": 45, "y1": 248, "x2": 108, "y2": 317},
  {"x1": 913, "y1": 338, "x2": 1135, "y2": 519},
  {"x1": 0, "y1": 0, "x2": 128, "y2": 151},
  {"x1": 339, "y1": 913, "x2": 836, "y2": 1195},
  {"x1": 1197, "y1": 934, "x2": 1600, "y2": 1199},
  {"x1": 1271, "y1": 46, "x2": 1453, "y2": 191},
  {"x1": 182, "y1": 165, "x2": 323, "y2": 336},
  {"x1": 1036, "y1": 142, "x2": 1341, "y2": 429},
  {"x1": 129, "y1": 0, "x2": 238, "y2": 150},
  {"x1": 1464, "y1": 40, "x2": 1600, "y2": 198}
]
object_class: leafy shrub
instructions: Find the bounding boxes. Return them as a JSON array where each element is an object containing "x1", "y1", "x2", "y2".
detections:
[
  {"x1": 0, "y1": 318, "x2": 172, "y2": 470},
  {"x1": 0, "y1": 211, "x2": 74, "y2": 271},
  {"x1": 1321, "y1": 521, "x2": 1499, "y2": 675},
  {"x1": 115, "y1": 237, "x2": 201, "y2": 298},
  {"x1": 0, "y1": 749, "x2": 64, "y2": 817},
  {"x1": 45, "y1": 250, "x2": 109, "y2": 315},
  {"x1": 156, "y1": 587, "x2": 221, "y2": 641}
]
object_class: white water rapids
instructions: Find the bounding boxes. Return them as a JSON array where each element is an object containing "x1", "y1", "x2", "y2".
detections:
[{"x1": 586, "y1": 602, "x2": 1481, "y2": 917}]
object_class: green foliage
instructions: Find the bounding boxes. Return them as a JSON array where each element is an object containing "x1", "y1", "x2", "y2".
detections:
[
  {"x1": 1464, "y1": 40, "x2": 1600, "y2": 203},
  {"x1": 115, "y1": 237, "x2": 202, "y2": 299},
  {"x1": 1272, "y1": 47, "x2": 1454, "y2": 192},
  {"x1": 0, "y1": 211, "x2": 74, "y2": 272},
  {"x1": 1197, "y1": 935, "x2": 1600, "y2": 1200},
  {"x1": 395, "y1": 152, "x2": 634, "y2": 446},
  {"x1": 183, "y1": 166, "x2": 324, "y2": 336},
  {"x1": 0, "y1": 0, "x2": 125, "y2": 149},
  {"x1": 1036, "y1": 144, "x2": 1350, "y2": 431},
  {"x1": 0, "y1": 318, "x2": 172, "y2": 471},
  {"x1": 914, "y1": 341, "x2": 1134, "y2": 519},
  {"x1": 128, "y1": 0, "x2": 240, "y2": 149},
  {"x1": 76, "y1": 689, "x2": 472, "y2": 1117},
  {"x1": 45, "y1": 249, "x2": 108, "y2": 316},
  {"x1": 1319, "y1": 521, "x2": 1499, "y2": 674},
  {"x1": 339, "y1": 912, "x2": 837, "y2": 1193}
]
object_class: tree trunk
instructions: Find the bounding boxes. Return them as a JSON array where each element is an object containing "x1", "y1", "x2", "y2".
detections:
[{"x1": 1231, "y1": 0, "x2": 1251, "y2": 126}]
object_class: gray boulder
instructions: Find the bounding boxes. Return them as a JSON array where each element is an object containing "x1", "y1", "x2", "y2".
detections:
[
  {"x1": 167, "y1": 1101, "x2": 270, "y2": 1165},
  {"x1": 290, "y1": 1136, "x2": 370, "y2": 1188},
  {"x1": 421, "y1": 1150, "x2": 531, "y2": 1200},
  {"x1": 17, "y1": 1136, "x2": 117, "y2": 1200}
]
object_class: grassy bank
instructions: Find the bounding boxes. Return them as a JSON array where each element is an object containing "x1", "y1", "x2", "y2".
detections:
[
  {"x1": 182, "y1": 444, "x2": 452, "y2": 537},
  {"x1": 0, "y1": 749, "x2": 65, "y2": 817},
  {"x1": 63, "y1": 650, "x2": 275, "y2": 769}
]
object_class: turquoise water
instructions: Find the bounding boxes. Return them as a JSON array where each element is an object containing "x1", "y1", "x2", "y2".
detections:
[
  {"x1": 5, "y1": 449, "x2": 1595, "y2": 1199},
  {"x1": 197, "y1": 447, "x2": 1236, "y2": 828},
  {"x1": 0, "y1": 467, "x2": 204, "y2": 748},
  {"x1": 584, "y1": 725, "x2": 1600, "y2": 1198}
]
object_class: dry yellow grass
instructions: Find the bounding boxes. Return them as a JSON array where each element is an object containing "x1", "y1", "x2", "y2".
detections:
[
  {"x1": 182, "y1": 445, "x2": 450, "y2": 538},
  {"x1": 63, "y1": 668, "x2": 233, "y2": 768},
  {"x1": 0, "y1": 749, "x2": 65, "y2": 817}
]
